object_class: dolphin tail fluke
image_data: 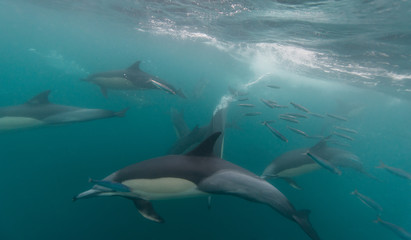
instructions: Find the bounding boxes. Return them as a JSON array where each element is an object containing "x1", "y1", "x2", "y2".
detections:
[
  {"x1": 129, "y1": 198, "x2": 165, "y2": 223},
  {"x1": 115, "y1": 107, "x2": 129, "y2": 117},
  {"x1": 293, "y1": 210, "x2": 321, "y2": 240}
]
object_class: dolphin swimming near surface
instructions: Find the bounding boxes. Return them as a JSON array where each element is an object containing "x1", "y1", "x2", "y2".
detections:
[
  {"x1": 83, "y1": 61, "x2": 186, "y2": 98},
  {"x1": 168, "y1": 106, "x2": 227, "y2": 157},
  {"x1": 74, "y1": 132, "x2": 321, "y2": 240},
  {"x1": 0, "y1": 90, "x2": 128, "y2": 131},
  {"x1": 261, "y1": 139, "x2": 375, "y2": 189}
]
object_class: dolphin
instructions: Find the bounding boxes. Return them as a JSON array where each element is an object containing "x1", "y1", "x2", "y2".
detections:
[
  {"x1": 261, "y1": 140, "x2": 375, "y2": 189},
  {"x1": 0, "y1": 90, "x2": 128, "y2": 131},
  {"x1": 168, "y1": 106, "x2": 227, "y2": 157},
  {"x1": 83, "y1": 61, "x2": 186, "y2": 98},
  {"x1": 73, "y1": 132, "x2": 320, "y2": 240}
]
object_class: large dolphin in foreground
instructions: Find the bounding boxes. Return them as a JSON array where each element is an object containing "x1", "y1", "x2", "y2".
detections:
[
  {"x1": 262, "y1": 140, "x2": 375, "y2": 189},
  {"x1": 0, "y1": 90, "x2": 128, "y2": 131},
  {"x1": 83, "y1": 61, "x2": 186, "y2": 98},
  {"x1": 74, "y1": 132, "x2": 320, "y2": 240}
]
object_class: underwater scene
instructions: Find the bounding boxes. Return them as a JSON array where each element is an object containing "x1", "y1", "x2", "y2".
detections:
[{"x1": 1, "y1": 0, "x2": 411, "y2": 239}]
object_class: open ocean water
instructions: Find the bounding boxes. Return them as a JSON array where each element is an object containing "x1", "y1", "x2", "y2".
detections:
[{"x1": 0, "y1": 0, "x2": 410, "y2": 239}]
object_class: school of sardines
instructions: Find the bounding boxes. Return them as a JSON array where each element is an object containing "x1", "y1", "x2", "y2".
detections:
[{"x1": 1, "y1": 60, "x2": 410, "y2": 240}]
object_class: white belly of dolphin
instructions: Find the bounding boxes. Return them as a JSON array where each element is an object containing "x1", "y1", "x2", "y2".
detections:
[
  {"x1": 93, "y1": 77, "x2": 139, "y2": 90},
  {"x1": 0, "y1": 117, "x2": 45, "y2": 131},
  {"x1": 277, "y1": 163, "x2": 320, "y2": 177},
  {"x1": 121, "y1": 177, "x2": 207, "y2": 200}
]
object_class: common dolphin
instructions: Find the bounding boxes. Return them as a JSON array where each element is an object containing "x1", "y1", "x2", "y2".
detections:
[
  {"x1": 83, "y1": 61, "x2": 186, "y2": 98},
  {"x1": 74, "y1": 132, "x2": 320, "y2": 240},
  {"x1": 168, "y1": 106, "x2": 227, "y2": 157},
  {"x1": 262, "y1": 140, "x2": 374, "y2": 189},
  {"x1": 0, "y1": 90, "x2": 128, "y2": 131}
]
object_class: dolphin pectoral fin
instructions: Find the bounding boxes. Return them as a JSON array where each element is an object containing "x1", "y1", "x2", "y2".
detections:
[
  {"x1": 281, "y1": 177, "x2": 303, "y2": 190},
  {"x1": 293, "y1": 210, "x2": 321, "y2": 240},
  {"x1": 207, "y1": 196, "x2": 212, "y2": 210},
  {"x1": 100, "y1": 86, "x2": 108, "y2": 98},
  {"x1": 130, "y1": 198, "x2": 165, "y2": 223}
]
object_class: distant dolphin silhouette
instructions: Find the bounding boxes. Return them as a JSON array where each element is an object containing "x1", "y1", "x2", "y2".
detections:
[
  {"x1": 262, "y1": 140, "x2": 376, "y2": 189},
  {"x1": 0, "y1": 90, "x2": 128, "y2": 131},
  {"x1": 83, "y1": 61, "x2": 186, "y2": 98},
  {"x1": 74, "y1": 132, "x2": 321, "y2": 240},
  {"x1": 168, "y1": 106, "x2": 227, "y2": 157}
]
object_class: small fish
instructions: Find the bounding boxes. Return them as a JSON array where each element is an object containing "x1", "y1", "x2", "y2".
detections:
[
  {"x1": 279, "y1": 116, "x2": 300, "y2": 123},
  {"x1": 237, "y1": 97, "x2": 249, "y2": 101},
  {"x1": 243, "y1": 112, "x2": 261, "y2": 116},
  {"x1": 267, "y1": 84, "x2": 280, "y2": 89},
  {"x1": 308, "y1": 112, "x2": 325, "y2": 118},
  {"x1": 260, "y1": 98, "x2": 276, "y2": 109},
  {"x1": 287, "y1": 126, "x2": 308, "y2": 137},
  {"x1": 334, "y1": 126, "x2": 358, "y2": 134},
  {"x1": 238, "y1": 103, "x2": 255, "y2": 107},
  {"x1": 306, "y1": 151, "x2": 342, "y2": 175},
  {"x1": 376, "y1": 161, "x2": 411, "y2": 180},
  {"x1": 351, "y1": 189, "x2": 383, "y2": 215},
  {"x1": 279, "y1": 114, "x2": 297, "y2": 119},
  {"x1": 89, "y1": 178, "x2": 130, "y2": 192},
  {"x1": 284, "y1": 113, "x2": 308, "y2": 119},
  {"x1": 262, "y1": 121, "x2": 288, "y2": 142},
  {"x1": 272, "y1": 104, "x2": 289, "y2": 109},
  {"x1": 333, "y1": 131, "x2": 355, "y2": 141},
  {"x1": 290, "y1": 102, "x2": 310, "y2": 113},
  {"x1": 327, "y1": 113, "x2": 348, "y2": 121},
  {"x1": 374, "y1": 217, "x2": 411, "y2": 240},
  {"x1": 149, "y1": 79, "x2": 176, "y2": 95}
]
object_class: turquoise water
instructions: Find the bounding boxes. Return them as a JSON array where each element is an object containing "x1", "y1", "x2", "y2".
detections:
[{"x1": 1, "y1": 1, "x2": 411, "y2": 239}]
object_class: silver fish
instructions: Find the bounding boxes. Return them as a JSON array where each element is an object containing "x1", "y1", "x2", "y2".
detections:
[
  {"x1": 290, "y1": 102, "x2": 310, "y2": 113},
  {"x1": 284, "y1": 113, "x2": 308, "y2": 119},
  {"x1": 267, "y1": 84, "x2": 280, "y2": 89},
  {"x1": 287, "y1": 126, "x2": 308, "y2": 137},
  {"x1": 308, "y1": 112, "x2": 325, "y2": 118},
  {"x1": 279, "y1": 116, "x2": 300, "y2": 123},
  {"x1": 306, "y1": 151, "x2": 342, "y2": 175},
  {"x1": 238, "y1": 103, "x2": 255, "y2": 107},
  {"x1": 333, "y1": 132, "x2": 354, "y2": 141},
  {"x1": 374, "y1": 217, "x2": 411, "y2": 240},
  {"x1": 351, "y1": 189, "x2": 383, "y2": 215},
  {"x1": 334, "y1": 126, "x2": 358, "y2": 134},
  {"x1": 262, "y1": 121, "x2": 288, "y2": 142},
  {"x1": 376, "y1": 161, "x2": 411, "y2": 180},
  {"x1": 326, "y1": 114, "x2": 348, "y2": 121}
]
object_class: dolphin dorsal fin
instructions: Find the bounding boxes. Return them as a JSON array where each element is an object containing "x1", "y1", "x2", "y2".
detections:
[
  {"x1": 27, "y1": 90, "x2": 51, "y2": 105},
  {"x1": 127, "y1": 61, "x2": 141, "y2": 71},
  {"x1": 186, "y1": 132, "x2": 222, "y2": 157}
]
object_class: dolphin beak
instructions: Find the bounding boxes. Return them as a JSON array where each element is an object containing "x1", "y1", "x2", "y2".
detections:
[{"x1": 73, "y1": 188, "x2": 102, "y2": 202}]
